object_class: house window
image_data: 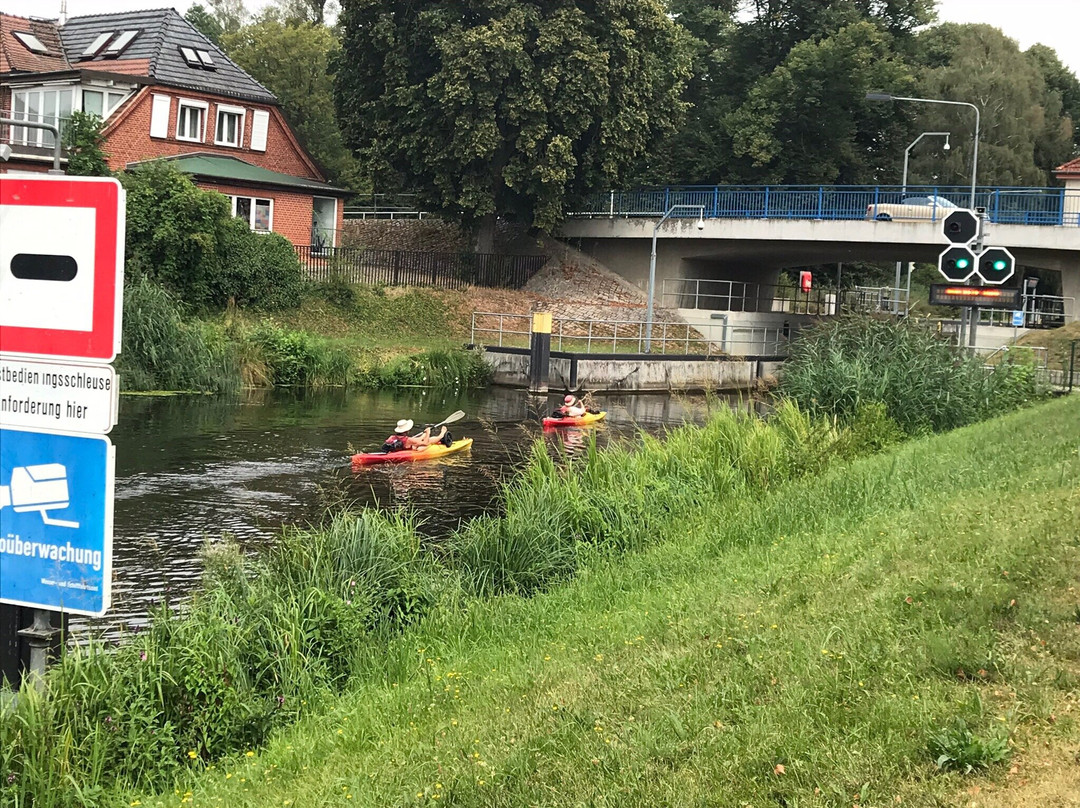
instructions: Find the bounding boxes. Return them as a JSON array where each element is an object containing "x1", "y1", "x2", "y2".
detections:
[
  {"x1": 11, "y1": 86, "x2": 74, "y2": 147},
  {"x1": 82, "y1": 88, "x2": 129, "y2": 119},
  {"x1": 214, "y1": 105, "x2": 244, "y2": 148},
  {"x1": 176, "y1": 99, "x2": 207, "y2": 142},
  {"x1": 232, "y1": 196, "x2": 273, "y2": 233}
]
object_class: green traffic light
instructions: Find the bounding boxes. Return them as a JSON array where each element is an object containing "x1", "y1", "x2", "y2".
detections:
[
  {"x1": 992, "y1": 259, "x2": 1007, "y2": 271},
  {"x1": 955, "y1": 258, "x2": 970, "y2": 269}
]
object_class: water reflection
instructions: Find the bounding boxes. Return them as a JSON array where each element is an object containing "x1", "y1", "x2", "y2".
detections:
[{"x1": 80, "y1": 387, "x2": 745, "y2": 635}]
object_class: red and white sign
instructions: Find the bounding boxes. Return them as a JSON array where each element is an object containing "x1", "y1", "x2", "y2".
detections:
[{"x1": 0, "y1": 175, "x2": 125, "y2": 363}]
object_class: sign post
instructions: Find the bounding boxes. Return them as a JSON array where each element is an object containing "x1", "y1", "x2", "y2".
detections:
[{"x1": 0, "y1": 173, "x2": 124, "y2": 686}]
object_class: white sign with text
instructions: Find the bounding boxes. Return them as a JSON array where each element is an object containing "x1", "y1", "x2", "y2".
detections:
[{"x1": 0, "y1": 357, "x2": 118, "y2": 434}]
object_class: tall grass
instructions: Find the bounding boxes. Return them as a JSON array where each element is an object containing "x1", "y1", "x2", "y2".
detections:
[{"x1": 779, "y1": 315, "x2": 1047, "y2": 433}]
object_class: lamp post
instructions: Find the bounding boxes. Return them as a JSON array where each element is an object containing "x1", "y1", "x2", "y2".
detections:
[
  {"x1": 645, "y1": 204, "x2": 705, "y2": 352},
  {"x1": 892, "y1": 131, "x2": 951, "y2": 313},
  {"x1": 867, "y1": 93, "x2": 981, "y2": 344}
]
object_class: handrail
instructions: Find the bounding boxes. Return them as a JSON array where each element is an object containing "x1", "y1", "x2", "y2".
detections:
[{"x1": 0, "y1": 116, "x2": 62, "y2": 172}]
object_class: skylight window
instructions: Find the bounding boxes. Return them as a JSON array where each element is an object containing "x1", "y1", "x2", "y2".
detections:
[
  {"x1": 196, "y1": 50, "x2": 216, "y2": 69},
  {"x1": 179, "y1": 46, "x2": 201, "y2": 67},
  {"x1": 103, "y1": 30, "x2": 139, "y2": 57},
  {"x1": 81, "y1": 32, "x2": 114, "y2": 58},
  {"x1": 13, "y1": 31, "x2": 48, "y2": 54}
]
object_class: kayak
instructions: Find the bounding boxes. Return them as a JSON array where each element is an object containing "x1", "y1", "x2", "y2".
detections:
[
  {"x1": 542, "y1": 411, "x2": 607, "y2": 428},
  {"x1": 351, "y1": 438, "x2": 473, "y2": 467}
]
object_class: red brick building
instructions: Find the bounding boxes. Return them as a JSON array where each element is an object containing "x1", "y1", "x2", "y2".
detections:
[{"x1": 1, "y1": 8, "x2": 346, "y2": 248}]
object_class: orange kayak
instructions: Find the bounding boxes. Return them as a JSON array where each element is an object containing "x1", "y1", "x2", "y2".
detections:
[
  {"x1": 351, "y1": 438, "x2": 473, "y2": 467},
  {"x1": 542, "y1": 411, "x2": 607, "y2": 428}
]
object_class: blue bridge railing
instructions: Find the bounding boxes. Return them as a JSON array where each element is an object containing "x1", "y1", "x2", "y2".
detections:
[{"x1": 573, "y1": 186, "x2": 1079, "y2": 227}]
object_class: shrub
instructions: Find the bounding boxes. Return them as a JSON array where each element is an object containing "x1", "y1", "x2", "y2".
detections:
[
  {"x1": 215, "y1": 217, "x2": 306, "y2": 310},
  {"x1": 117, "y1": 275, "x2": 238, "y2": 392},
  {"x1": 249, "y1": 323, "x2": 353, "y2": 386}
]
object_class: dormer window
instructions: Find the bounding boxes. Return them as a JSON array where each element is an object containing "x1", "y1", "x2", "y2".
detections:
[
  {"x1": 81, "y1": 32, "x2": 114, "y2": 58},
  {"x1": 13, "y1": 31, "x2": 49, "y2": 55},
  {"x1": 103, "y1": 30, "x2": 139, "y2": 57},
  {"x1": 179, "y1": 46, "x2": 200, "y2": 67}
]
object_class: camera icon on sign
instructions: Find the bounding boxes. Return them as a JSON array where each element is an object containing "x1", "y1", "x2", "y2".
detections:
[{"x1": 0, "y1": 464, "x2": 81, "y2": 528}]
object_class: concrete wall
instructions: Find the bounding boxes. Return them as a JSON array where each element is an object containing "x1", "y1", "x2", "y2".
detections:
[{"x1": 482, "y1": 348, "x2": 761, "y2": 392}]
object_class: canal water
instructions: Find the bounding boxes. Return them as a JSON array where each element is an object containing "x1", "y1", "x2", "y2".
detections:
[{"x1": 83, "y1": 388, "x2": 737, "y2": 635}]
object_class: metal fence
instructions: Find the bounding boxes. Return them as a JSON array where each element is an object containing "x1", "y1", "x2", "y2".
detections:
[
  {"x1": 973, "y1": 294, "x2": 1074, "y2": 329},
  {"x1": 470, "y1": 312, "x2": 789, "y2": 357},
  {"x1": 574, "y1": 185, "x2": 1080, "y2": 227},
  {"x1": 295, "y1": 247, "x2": 547, "y2": 290},
  {"x1": 659, "y1": 278, "x2": 913, "y2": 317}
]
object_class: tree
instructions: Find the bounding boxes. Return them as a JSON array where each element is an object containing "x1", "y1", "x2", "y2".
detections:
[
  {"x1": 208, "y1": 0, "x2": 247, "y2": 36},
  {"x1": 910, "y1": 24, "x2": 1075, "y2": 187},
  {"x1": 185, "y1": 4, "x2": 224, "y2": 47},
  {"x1": 63, "y1": 111, "x2": 111, "y2": 176},
  {"x1": 1026, "y1": 44, "x2": 1080, "y2": 155},
  {"x1": 725, "y1": 21, "x2": 917, "y2": 183},
  {"x1": 334, "y1": 0, "x2": 692, "y2": 249},
  {"x1": 223, "y1": 19, "x2": 367, "y2": 190},
  {"x1": 261, "y1": 0, "x2": 338, "y2": 25}
]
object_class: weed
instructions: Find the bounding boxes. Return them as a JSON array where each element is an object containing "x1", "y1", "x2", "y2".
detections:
[{"x1": 929, "y1": 719, "x2": 1011, "y2": 773}]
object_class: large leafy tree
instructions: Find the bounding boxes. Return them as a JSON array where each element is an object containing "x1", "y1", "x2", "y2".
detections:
[
  {"x1": 185, "y1": 4, "x2": 224, "y2": 47},
  {"x1": 909, "y1": 24, "x2": 1075, "y2": 187},
  {"x1": 334, "y1": 0, "x2": 692, "y2": 248},
  {"x1": 1026, "y1": 44, "x2": 1080, "y2": 155},
  {"x1": 223, "y1": 19, "x2": 367, "y2": 190}
]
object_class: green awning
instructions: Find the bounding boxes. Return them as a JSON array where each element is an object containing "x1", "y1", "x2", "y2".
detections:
[{"x1": 126, "y1": 152, "x2": 350, "y2": 196}]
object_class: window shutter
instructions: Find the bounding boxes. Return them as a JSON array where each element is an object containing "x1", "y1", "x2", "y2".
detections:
[
  {"x1": 149, "y1": 93, "x2": 171, "y2": 138},
  {"x1": 250, "y1": 109, "x2": 269, "y2": 151}
]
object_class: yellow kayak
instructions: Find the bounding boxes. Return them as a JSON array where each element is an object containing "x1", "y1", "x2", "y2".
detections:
[
  {"x1": 542, "y1": 411, "x2": 607, "y2": 428},
  {"x1": 351, "y1": 438, "x2": 473, "y2": 466}
]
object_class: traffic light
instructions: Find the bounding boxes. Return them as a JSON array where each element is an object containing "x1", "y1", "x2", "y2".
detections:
[
  {"x1": 942, "y1": 210, "x2": 979, "y2": 245},
  {"x1": 976, "y1": 246, "x2": 1015, "y2": 285},
  {"x1": 938, "y1": 245, "x2": 978, "y2": 282}
]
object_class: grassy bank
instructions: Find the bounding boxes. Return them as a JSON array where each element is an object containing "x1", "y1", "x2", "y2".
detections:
[
  {"x1": 147, "y1": 397, "x2": 1077, "y2": 808},
  {"x1": 3, "y1": 394, "x2": 1076, "y2": 806},
  {"x1": 118, "y1": 279, "x2": 495, "y2": 392}
]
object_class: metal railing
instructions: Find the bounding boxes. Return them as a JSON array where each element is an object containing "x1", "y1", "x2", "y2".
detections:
[
  {"x1": 344, "y1": 193, "x2": 431, "y2": 220},
  {"x1": 295, "y1": 246, "x2": 546, "y2": 290},
  {"x1": 0, "y1": 110, "x2": 70, "y2": 149},
  {"x1": 974, "y1": 294, "x2": 1073, "y2": 329},
  {"x1": 469, "y1": 312, "x2": 790, "y2": 357},
  {"x1": 660, "y1": 278, "x2": 912, "y2": 316},
  {"x1": 573, "y1": 185, "x2": 1080, "y2": 227}
]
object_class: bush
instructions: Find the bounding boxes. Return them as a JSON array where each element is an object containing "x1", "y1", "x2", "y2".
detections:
[
  {"x1": 117, "y1": 275, "x2": 238, "y2": 392},
  {"x1": 779, "y1": 316, "x2": 1047, "y2": 434},
  {"x1": 215, "y1": 218, "x2": 306, "y2": 310},
  {"x1": 249, "y1": 323, "x2": 353, "y2": 386}
]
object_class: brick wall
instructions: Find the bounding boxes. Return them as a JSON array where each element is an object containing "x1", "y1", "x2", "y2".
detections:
[
  {"x1": 102, "y1": 85, "x2": 322, "y2": 180},
  {"x1": 199, "y1": 180, "x2": 315, "y2": 245}
]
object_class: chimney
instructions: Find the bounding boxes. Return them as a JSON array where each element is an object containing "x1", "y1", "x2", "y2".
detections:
[{"x1": 59, "y1": 0, "x2": 68, "y2": 25}]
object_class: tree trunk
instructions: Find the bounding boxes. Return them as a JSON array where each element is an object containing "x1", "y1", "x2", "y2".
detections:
[{"x1": 475, "y1": 213, "x2": 497, "y2": 254}]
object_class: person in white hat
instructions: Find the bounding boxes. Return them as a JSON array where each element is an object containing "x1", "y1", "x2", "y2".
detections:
[
  {"x1": 559, "y1": 394, "x2": 587, "y2": 418},
  {"x1": 380, "y1": 418, "x2": 447, "y2": 453}
]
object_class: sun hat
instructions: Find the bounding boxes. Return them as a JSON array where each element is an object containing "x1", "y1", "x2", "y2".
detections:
[
  {"x1": 394, "y1": 419, "x2": 414, "y2": 434},
  {"x1": 564, "y1": 394, "x2": 574, "y2": 404}
]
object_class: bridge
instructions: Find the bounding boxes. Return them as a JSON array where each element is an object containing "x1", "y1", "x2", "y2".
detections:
[{"x1": 559, "y1": 185, "x2": 1080, "y2": 330}]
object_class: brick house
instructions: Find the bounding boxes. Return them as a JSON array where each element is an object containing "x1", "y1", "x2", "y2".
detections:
[
  {"x1": 0, "y1": 8, "x2": 347, "y2": 248},
  {"x1": 1054, "y1": 157, "x2": 1080, "y2": 226}
]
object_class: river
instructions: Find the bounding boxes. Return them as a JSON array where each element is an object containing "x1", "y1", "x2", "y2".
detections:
[{"x1": 76, "y1": 387, "x2": 741, "y2": 636}]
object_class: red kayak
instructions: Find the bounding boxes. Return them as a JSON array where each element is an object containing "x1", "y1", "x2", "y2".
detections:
[{"x1": 542, "y1": 411, "x2": 607, "y2": 428}]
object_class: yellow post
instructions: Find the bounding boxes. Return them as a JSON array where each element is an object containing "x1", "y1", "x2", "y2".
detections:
[{"x1": 529, "y1": 311, "x2": 552, "y2": 393}]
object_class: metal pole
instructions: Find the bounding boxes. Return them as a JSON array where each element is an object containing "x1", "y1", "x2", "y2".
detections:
[
  {"x1": 645, "y1": 204, "x2": 704, "y2": 353},
  {"x1": 896, "y1": 131, "x2": 950, "y2": 314},
  {"x1": 1069, "y1": 339, "x2": 1077, "y2": 394}
]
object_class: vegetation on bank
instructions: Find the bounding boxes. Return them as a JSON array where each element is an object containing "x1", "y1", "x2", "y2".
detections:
[{"x1": 0, "y1": 319, "x2": 1062, "y2": 805}]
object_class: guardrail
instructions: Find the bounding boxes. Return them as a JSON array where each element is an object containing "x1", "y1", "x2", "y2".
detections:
[
  {"x1": 974, "y1": 294, "x2": 1073, "y2": 329},
  {"x1": 469, "y1": 312, "x2": 789, "y2": 357},
  {"x1": 573, "y1": 185, "x2": 1080, "y2": 227},
  {"x1": 660, "y1": 278, "x2": 911, "y2": 316},
  {"x1": 296, "y1": 247, "x2": 546, "y2": 290}
]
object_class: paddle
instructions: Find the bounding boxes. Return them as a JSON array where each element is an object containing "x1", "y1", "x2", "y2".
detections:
[{"x1": 429, "y1": 410, "x2": 466, "y2": 430}]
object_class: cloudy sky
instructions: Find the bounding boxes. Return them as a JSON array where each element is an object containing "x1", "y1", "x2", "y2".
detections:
[{"x1": 4, "y1": 0, "x2": 1078, "y2": 75}]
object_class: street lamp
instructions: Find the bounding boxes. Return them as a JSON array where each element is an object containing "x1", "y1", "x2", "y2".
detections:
[
  {"x1": 645, "y1": 204, "x2": 705, "y2": 352},
  {"x1": 865, "y1": 93, "x2": 980, "y2": 209},
  {"x1": 892, "y1": 131, "x2": 951, "y2": 312}
]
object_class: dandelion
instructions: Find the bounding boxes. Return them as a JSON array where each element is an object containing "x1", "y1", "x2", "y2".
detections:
[
  {"x1": 245, "y1": 751, "x2": 255, "y2": 758},
  {"x1": 187, "y1": 750, "x2": 198, "y2": 760}
]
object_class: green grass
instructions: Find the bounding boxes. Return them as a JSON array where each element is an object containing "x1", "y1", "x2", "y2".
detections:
[{"x1": 110, "y1": 396, "x2": 1079, "y2": 808}]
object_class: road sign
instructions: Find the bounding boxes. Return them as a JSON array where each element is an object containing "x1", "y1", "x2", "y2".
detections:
[
  {"x1": 0, "y1": 175, "x2": 125, "y2": 363},
  {"x1": 938, "y1": 245, "x2": 978, "y2": 282},
  {"x1": 1012, "y1": 310, "x2": 1025, "y2": 327},
  {"x1": 929, "y1": 284, "x2": 1022, "y2": 310},
  {"x1": 0, "y1": 427, "x2": 114, "y2": 616},
  {"x1": 0, "y1": 357, "x2": 117, "y2": 434},
  {"x1": 976, "y1": 246, "x2": 1015, "y2": 285},
  {"x1": 942, "y1": 210, "x2": 978, "y2": 245}
]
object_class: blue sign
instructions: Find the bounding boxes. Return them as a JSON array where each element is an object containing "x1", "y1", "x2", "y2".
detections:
[
  {"x1": 1012, "y1": 310, "x2": 1025, "y2": 327},
  {"x1": 0, "y1": 427, "x2": 113, "y2": 616}
]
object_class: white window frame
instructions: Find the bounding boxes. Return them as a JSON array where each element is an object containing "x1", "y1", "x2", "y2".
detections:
[
  {"x1": 80, "y1": 85, "x2": 132, "y2": 120},
  {"x1": 312, "y1": 196, "x2": 338, "y2": 252},
  {"x1": 10, "y1": 83, "x2": 76, "y2": 147},
  {"x1": 231, "y1": 195, "x2": 274, "y2": 233},
  {"x1": 175, "y1": 98, "x2": 208, "y2": 143},
  {"x1": 214, "y1": 104, "x2": 245, "y2": 148}
]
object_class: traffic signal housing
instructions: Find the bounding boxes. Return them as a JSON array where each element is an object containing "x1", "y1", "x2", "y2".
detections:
[
  {"x1": 942, "y1": 210, "x2": 979, "y2": 245},
  {"x1": 976, "y1": 246, "x2": 1015, "y2": 285},
  {"x1": 938, "y1": 245, "x2": 978, "y2": 282}
]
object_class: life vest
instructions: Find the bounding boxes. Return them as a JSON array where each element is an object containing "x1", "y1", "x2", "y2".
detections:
[{"x1": 382, "y1": 435, "x2": 408, "y2": 453}]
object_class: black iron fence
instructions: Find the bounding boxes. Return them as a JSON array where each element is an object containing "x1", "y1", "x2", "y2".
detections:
[{"x1": 295, "y1": 246, "x2": 547, "y2": 290}]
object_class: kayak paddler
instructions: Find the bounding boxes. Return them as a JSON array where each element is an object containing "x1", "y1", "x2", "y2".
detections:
[
  {"x1": 558, "y1": 394, "x2": 587, "y2": 418},
  {"x1": 381, "y1": 418, "x2": 450, "y2": 453}
]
